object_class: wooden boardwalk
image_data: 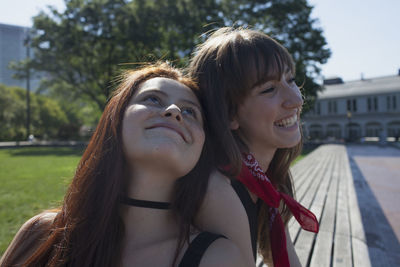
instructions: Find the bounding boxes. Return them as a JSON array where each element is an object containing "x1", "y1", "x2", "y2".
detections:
[{"x1": 257, "y1": 144, "x2": 372, "y2": 267}]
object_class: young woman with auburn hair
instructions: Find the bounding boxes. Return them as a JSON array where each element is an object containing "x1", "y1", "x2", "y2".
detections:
[
  {"x1": 0, "y1": 63, "x2": 245, "y2": 267},
  {"x1": 189, "y1": 27, "x2": 319, "y2": 267}
]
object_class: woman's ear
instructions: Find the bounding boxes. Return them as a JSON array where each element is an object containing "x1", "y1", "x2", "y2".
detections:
[{"x1": 230, "y1": 118, "x2": 239, "y2": 130}]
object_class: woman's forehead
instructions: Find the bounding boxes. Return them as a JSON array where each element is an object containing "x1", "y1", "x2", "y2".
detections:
[
  {"x1": 250, "y1": 58, "x2": 293, "y2": 87},
  {"x1": 140, "y1": 78, "x2": 192, "y2": 94}
]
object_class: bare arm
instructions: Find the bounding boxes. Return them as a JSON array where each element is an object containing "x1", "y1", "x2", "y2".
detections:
[
  {"x1": 195, "y1": 171, "x2": 255, "y2": 266},
  {"x1": 0, "y1": 212, "x2": 56, "y2": 267}
]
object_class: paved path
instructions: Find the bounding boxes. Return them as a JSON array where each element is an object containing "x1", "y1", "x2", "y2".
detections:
[{"x1": 347, "y1": 144, "x2": 400, "y2": 266}]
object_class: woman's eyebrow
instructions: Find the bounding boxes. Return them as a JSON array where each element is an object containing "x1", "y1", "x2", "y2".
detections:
[
  {"x1": 138, "y1": 89, "x2": 201, "y2": 110},
  {"x1": 285, "y1": 67, "x2": 293, "y2": 74},
  {"x1": 180, "y1": 99, "x2": 201, "y2": 110},
  {"x1": 138, "y1": 89, "x2": 167, "y2": 96}
]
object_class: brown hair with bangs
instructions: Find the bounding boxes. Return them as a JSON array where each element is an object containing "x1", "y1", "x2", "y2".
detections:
[
  {"x1": 1, "y1": 63, "x2": 213, "y2": 267},
  {"x1": 188, "y1": 27, "x2": 302, "y2": 262}
]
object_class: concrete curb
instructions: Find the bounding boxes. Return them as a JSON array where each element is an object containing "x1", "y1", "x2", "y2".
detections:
[{"x1": 0, "y1": 141, "x2": 88, "y2": 149}]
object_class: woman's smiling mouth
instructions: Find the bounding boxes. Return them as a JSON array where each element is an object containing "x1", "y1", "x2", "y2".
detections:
[
  {"x1": 146, "y1": 123, "x2": 187, "y2": 142},
  {"x1": 274, "y1": 113, "x2": 298, "y2": 128}
]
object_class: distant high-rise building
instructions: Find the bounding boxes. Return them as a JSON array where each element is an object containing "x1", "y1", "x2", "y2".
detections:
[{"x1": 0, "y1": 23, "x2": 41, "y2": 90}]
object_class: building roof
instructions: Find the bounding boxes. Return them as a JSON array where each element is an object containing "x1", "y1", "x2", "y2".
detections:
[
  {"x1": 317, "y1": 75, "x2": 400, "y2": 99},
  {"x1": 0, "y1": 23, "x2": 29, "y2": 31}
]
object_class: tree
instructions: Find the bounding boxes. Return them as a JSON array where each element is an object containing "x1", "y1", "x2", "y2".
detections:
[
  {"x1": 0, "y1": 85, "x2": 27, "y2": 140},
  {"x1": 27, "y1": 0, "x2": 222, "y2": 112},
  {"x1": 22, "y1": 0, "x2": 329, "y2": 113},
  {"x1": 0, "y1": 84, "x2": 73, "y2": 141}
]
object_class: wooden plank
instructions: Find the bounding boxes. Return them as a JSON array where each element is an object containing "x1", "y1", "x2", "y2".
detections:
[
  {"x1": 290, "y1": 148, "x2": 336, "y2": 239},
  {"x1": 351, "y1": 238, "x2": 371, "y2": 267},
  {"x1": 289, "y1": 162, "x2": 329, "y2": 232},
  {"x1": 309, "y1": 150, "x2": 341, "y2": 267},
  {"x1": 333, "y1": 150, "x2": 352, "y2": 267},
  {"x1": 307, "y1": 147, "x2": 341, "y2": 266},
  {"x1": 292, "y1": 146, "x2": 331, "y2": 192},
  {"x1": 294, "y1": 145, "x2": 338, "y2": 200},
  {"x1": 291, "y1": 146, "x2": 324, "y2": 182},
  {"x1": 343, "y1": 148, "x2": 372, "y2": 267},
  {"x1": 290, "y1": 147, "x2": 335, "y2": 220},
  {"x1": 293, "y1": 147, "x2": 339, "y2": 265},
  {"x1": 309, "y1": 231, "x2": 333, "y2": 267},
  {"x1": 343, "y1": 149, "x2": 367, "y2": 242}
]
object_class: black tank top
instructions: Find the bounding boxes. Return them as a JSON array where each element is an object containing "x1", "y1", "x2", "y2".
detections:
[
  {"x1": 178, "y1": 232, "x2": 225, "y2": 267},
  {"x1": 230, "y1": 179, "x2": 260, "y2": 261}
]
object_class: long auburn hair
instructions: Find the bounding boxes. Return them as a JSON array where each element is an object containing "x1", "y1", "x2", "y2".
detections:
[
  {"x1": 188, "y1": 27, "x2": 302, "y2": 261},
  {"x1": 15, "y1": 63, "x2": 213, "y2": 267}
]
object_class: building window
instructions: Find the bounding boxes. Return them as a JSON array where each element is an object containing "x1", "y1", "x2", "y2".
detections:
[
  {"x1": 387, "y1": 96, "x2": 391, "y2": 110},
  {"x1": 327, "y1": 101, "x2": 337, "y2": 114},
  {"x1": 393, "y1": 96, "x2": 397, "y2": 110},
  {"x1": 368, "y1": 98, "x2": 372, "y2": 111},
  {"x1": 316, "y1": 102, "x2": 321, "y2": 115},
  {"x1": 374, "y1": 97, "x2": 378, "y2": 111},
  {"x1": 347, "y1": 98, "x2": 357, "y2": 112}
]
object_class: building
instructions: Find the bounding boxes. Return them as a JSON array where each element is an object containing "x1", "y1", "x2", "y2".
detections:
[
  {"x1": 0, "y1": 23, "x2": 40, "y2": 90},
  {"x1": 303, "y1": 73, "x2": 400, "y2": 142}
]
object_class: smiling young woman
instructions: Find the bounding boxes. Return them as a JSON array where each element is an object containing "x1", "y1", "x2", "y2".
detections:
[
  {"x1": 189, "y1": 27, "x2": 318, "y2": 267},
  {"x1": 0, "y1": 63, "x2": 245, "y2": 267}
]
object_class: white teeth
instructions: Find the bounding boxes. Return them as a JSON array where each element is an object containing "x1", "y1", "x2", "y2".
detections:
[{"x1": 275, "y1": 114, "x2": 297, "y2": 128}]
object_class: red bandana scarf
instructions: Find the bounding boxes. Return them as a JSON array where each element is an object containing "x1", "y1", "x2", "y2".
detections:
[{"x1": 237, "y1": 153, "x2": 319, "y2": 267}]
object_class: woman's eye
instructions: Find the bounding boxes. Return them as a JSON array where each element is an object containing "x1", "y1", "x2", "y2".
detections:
[
  {"x1": 288, "y1": 77, "x2": 296, "y2": 84},
  {"x1": 261, "y1": 87, "x2": 275, "y2": 94},
  {"x1": 144, "y1": 95, "x2": 161, "y2": 105},
  {"x1": 181, "y1": 107, "x2": 196, "y2": 117}
]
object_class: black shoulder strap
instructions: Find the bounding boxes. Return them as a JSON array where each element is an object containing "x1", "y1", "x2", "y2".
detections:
[
  {"x1": 230, "y1": 179, "x2": 258, "y2": 261},
  {"x1": 178, "y1": 232, "x2": 225, "y2": 267},
  {"x1": 230, "y1": 179, "x2": 255, "y2": 211}
]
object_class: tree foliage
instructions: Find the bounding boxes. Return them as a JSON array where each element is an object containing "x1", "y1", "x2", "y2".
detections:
[
  {"x1": 0, "y1": 84, "x2": 80, "y2": 141},
  {"x1": 24, "y1": 0, "x2": 329, "y2": 112}
]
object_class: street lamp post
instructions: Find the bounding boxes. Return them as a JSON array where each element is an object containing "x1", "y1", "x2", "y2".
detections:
[
  {"x1": 24, "y1": 29, "x2": 31, "y2": 139},
  {"x1": 347, "y1": 111, "x2": 352, "y2": 141}
]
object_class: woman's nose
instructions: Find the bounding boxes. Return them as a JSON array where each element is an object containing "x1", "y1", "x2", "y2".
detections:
[
  {"x1": 162, "y1": 104, "x2": 182, "y2": 122},
  {"x1": 283, "y1": 85, "x2": 304, "y2": 110}
]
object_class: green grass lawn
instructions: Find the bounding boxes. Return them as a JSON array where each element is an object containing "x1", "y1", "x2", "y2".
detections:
[{"x1": 0, "y1": 147, "x2": 84, "y2": 256}]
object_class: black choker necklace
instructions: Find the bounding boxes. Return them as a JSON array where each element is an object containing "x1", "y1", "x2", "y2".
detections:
[{"x1": 120, "y1": 196, "x2": 171, "y2": 210}]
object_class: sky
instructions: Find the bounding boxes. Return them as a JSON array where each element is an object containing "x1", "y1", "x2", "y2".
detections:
[{"x1": 1, "y1": 0, "x2": 399, "y2": 82}]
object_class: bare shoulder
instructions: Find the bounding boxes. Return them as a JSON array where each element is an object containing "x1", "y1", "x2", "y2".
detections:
[
  {"x1": 199, "y1": 238, "x2": 250, "y2": 267},
  {"x1": 196, "y1": 170, "x2": 255, "y2": 265},
  {"x1": 17, "y1": 211, "x2": 57, "y2": 236},
  {"x1": 0, "y1": 211, "x2": 57, "y2": 266},
  {"x1": 208, "y1": 170, "x2": 231, "y2": 190},
  {"x1": 198, "y1": 170, "x2": 246, "y2": 225}
]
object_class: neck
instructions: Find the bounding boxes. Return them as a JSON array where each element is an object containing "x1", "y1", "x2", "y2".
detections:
[
  {"x1": 126, "y1": 166, "x2": 176, "y2": 202},
  {"x1": 120, "y1": 166, "x2": 179, "y2": 246},
  {"x1": 247, "y1": 147, "x2": 276, "y2": 172},
  {"x1": 120, "y1": 202, "x2": 178, "y2": 249}
]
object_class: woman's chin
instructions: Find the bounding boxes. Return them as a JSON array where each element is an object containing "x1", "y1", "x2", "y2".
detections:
[{"x1": 129, "y1": 145, "x2": 198, "y2": 176}]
